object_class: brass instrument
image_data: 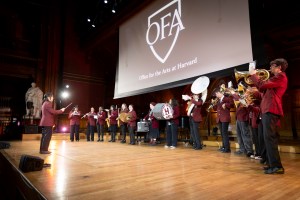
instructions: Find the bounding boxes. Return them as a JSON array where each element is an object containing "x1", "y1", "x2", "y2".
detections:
[
  {"x1": 235, "y1": 69, "x2": 270, "y2": 85},
  {"x1": 206, "y1": 98, "x2": 219, "y2": 112},
  {"x1": 119, "y1": 112, "x2": 131, "y2": 123},
  {"x1": 126, "y1": 113, "x2": 132, "y2": 122},
  {"x1": 105, "y1": 109, "x2": 110, "y2": 127}
]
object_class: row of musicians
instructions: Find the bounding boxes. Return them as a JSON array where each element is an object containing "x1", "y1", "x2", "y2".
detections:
[{"x1": 67, "y1": 97, "x2": 203, "y2": 149}]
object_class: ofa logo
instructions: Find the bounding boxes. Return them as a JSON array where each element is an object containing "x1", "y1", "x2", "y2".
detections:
[{"x1": 146, "y1": 0, "x2": 185, "y2": 63}]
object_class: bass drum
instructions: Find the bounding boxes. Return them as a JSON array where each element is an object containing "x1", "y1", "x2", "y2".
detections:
[{"x1": 152, "y1": 103, "x2": 174, "y2": 120}]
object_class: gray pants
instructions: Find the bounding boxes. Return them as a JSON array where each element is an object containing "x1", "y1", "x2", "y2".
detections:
[{"x1": 236, "y1": 120, "x2": 253, "y2": 154}]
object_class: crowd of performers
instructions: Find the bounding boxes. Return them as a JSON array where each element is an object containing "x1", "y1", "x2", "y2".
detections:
[{"x1": 65, "y1": 58, "x2": 288, "y2": 175}]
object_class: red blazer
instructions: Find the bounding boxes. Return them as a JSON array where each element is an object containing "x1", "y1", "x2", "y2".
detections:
[
  {"x1": 68, "y1": 110, "x2": 81, "y2": 125},
  {"x1": 144, "y1": 112, "x2": 159, "y2": 129},
  {"x1": 127, "y1": 110, "x2": 137, "y2": 127},
  {"x1": 119, "y1": 108, "x2": 129, "y2": 125},
  {"x1": 250, "y1": 72, "x2": 287, "y2": 116},
  {"x1": 190, "y1": 99, "x2": 203, "y2": 122},
  {"x1": 97, "y1": 111, "x2": 106, "y2": 125},
  {"x1": 247, "y1": 90, "x2": 262, "y2": 128},
  {"x1": 39, "y1": 101, "x2": 63, "y2": 126},
  {"x1": 213, "y1": 96, "x2": 234, "y2": 123},
  {"x1": 169, "y1": 105, "x2": 180, "y2": 125},
  {"x1": 248, "y1": 104, "x2": 260, "y2": 128},
  {"x1": 87, "y1": 112, "x2": 96, "y2": 126},
  {"x1": 109, "y1": 110, "x2": 118, "y2": 125},
  {"x1": 232, "y1": 94, "x2": 249, "y2": 122}
]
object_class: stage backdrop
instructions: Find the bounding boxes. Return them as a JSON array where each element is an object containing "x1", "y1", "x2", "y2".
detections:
[{"x1": 115, "y1": 0, "x2": 253, "y2": 98}]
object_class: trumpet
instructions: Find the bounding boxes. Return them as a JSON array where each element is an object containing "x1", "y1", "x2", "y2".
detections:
[
  {"x1": 206, "y1": 98, "x2": 219, "y2": 112},
  {"x1": 235, "y1": 69, "x2": 270, "y2": 85}
]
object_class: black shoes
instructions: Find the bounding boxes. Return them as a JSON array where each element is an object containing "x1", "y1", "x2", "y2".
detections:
[
  {"x1": 264, "y1": 167, "x2": 284, "y2": 174},
  {"x1": 234, "y1": 150, "x2": 244, "y2": 155},
  {"x1": 40, "y1": 151, "x2": 51, "y2": 154},
  {"x1": 221, "y1": 149, "x2": 231, "y2": 153},
  {"x1": 120, "y1": 140, "x2": 126, "y2": 143}
]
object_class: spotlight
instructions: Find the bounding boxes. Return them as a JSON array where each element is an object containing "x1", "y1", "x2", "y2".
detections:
[
  {"x1": 92, "y1": 24, "x2": 96, "y2": 28},
  {"x1": 112, "y1": 8, "x2": 116, "y2": 13},
  {"x1": 104, "y1": 0, "x2": 108, "y2": 3},
  {"x1": 61, "y1": 126, "x2": 67, "y2": 132},
  {"x1": 87, "y1": 18, "x2": 91, "y2": 22},
  {"x1": 65, "y1": 85, "x2": 69, "y2": 89},
  {"x1": 61, "y1": 91, "x2": 70, "y2": 99}
]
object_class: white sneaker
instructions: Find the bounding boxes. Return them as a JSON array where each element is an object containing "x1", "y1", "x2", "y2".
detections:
[
  {"x1": 250, "y1": 154, "x2": 256, "y2": 159},
  {"x1": 255, "y1": 156, "x2": 262, "y2": 160},
  {"x1": 170, "y1": 146, "x2": 176, "y2": 149},
  {"x1": 164, "y1": 145, "x2": 169, "y2": 148}
]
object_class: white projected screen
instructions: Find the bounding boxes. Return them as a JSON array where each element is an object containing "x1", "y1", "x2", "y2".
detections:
[{"x1": 115, "y1": 0, "x2": 253, "y2": 98}]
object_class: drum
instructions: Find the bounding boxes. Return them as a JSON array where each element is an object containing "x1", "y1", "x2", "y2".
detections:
[
  {"x1": 137, "y1": 122, "x2": 149, "y2": 132},
  {"x1": 152, "y1": 103, "x2": 174, "y2": 120}
]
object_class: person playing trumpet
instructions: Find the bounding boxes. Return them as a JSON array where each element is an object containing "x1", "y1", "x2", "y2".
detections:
[
  {"x1": 108, "y1": 105, "x2": 118, "y2": 142},
  {"x1": 68, "y1": 105, "x2": 81, "y2": 142},
  {"x1": 229, "y1": 89, "x2": 254, "y2": 157},
  {"x1": 83, "y1": 107, "x2": 97, "y2": 142},
  {"x1": 96, "y1": 106, "x2": 106, "y2": 142},
  {"x1": 213, "y1": 87, "x2": 234, "y2": 153}
]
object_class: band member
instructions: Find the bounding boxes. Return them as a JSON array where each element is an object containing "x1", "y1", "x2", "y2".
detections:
[
  {"x1": 247, "y1": 88, "x2": 263, "y2": 160},
  {"x1": 68, "y1": 105, "x2": 81, "y2": 142},
  {"x1": 39, "y1": 92, "x2": 65, "y2": 154},
  {"x1": 249, "y1": 58, "x2": 288, "y2": 174},
  {"x1": 128, "y1": 104, "x2": 137, "y2": 145},
  {"x1": 213, "y1": 88, "x2": 234, "y2": 153},
  {"x1": 189, "y1": 94, "x2": 203, "y2": 150},
  {"x1": 118, "y1": 103, "x2": 129, "y2": 143},
  {"x1": 230, "y1": 91, "x2": 254, "y2": 156},
  {"x1": 108, "y1": 105, "x2": 118, "y2": 142},
  {"x1": 96, "y1": 106, "x2": 106, "y2": 142},
  {"x1": 144, "y1": 102, "x2": 159, "y2": 145},
  {"x1": 83, "y1": 107, "x2": 97, "y2": 141},
  {"x1": 165, "y1": 98, "x2": 180, "y2": 149}
]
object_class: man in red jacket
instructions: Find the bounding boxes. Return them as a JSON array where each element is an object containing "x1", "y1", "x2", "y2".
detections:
[
  {"x1": 249, "y1": 58, "x2": 288, "y2": 174},
  {"x1": 213, "y1": 87, "x2": 234, "y2": 153}
]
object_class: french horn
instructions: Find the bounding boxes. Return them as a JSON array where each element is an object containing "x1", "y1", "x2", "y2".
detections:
[{"x1": 234, "y1": 69, "x2": 270, "y2": 85}]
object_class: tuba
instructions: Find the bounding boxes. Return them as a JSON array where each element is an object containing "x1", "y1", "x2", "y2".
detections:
[
  {"x1": 235, "y1": 69, "x2": 270, "y2": 85},
  {"x1": 183, "y1": 76, "x2": 210, "y2": 116}
]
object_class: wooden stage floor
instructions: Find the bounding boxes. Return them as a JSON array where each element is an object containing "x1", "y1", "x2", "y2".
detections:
[{"x1": 1, "y1": 139, "x2": 300, "y2": 200}]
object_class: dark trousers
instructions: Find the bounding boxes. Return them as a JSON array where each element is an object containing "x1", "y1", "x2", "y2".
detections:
[
  {"x1": 219, "y1": 122, "x2": 230, "y2": 151},
  {"x1": 120, "y1": 124, "x2": 127, "y2": 141},
  {"x1": 70, "y1": 124, "x2": 80, "y2": 141},
  {"x1": 166, "y1": 123, "x2": 178, "y2": 147},
  {"x1": 86, "y1": 125, "x2": 95, "y2": 141},
  {"x1": 110, "y1": 124, "x2": 117, "y2": 141},
  {"x1": 96, "y1": 124, "x2": 105, "y2": 140},
  {"x1": 258, "y1": 122, "x2": 266, "y2": 159},
  {"x1": 128, "y1": 126, "x2": 135, "y2": 143},
  {"x1": 251, "y1": 127, "x2": 260, "y2": 155},
  {"x1": 189, "y1": 118, "x2": 201, "y2": 148},
  {"x1": 40, "y1": 126, "x2": 52, "y2": 151},
  {"x1": 236, "y1": 120, "x2": 253, "y2": 153},
  {"x1": 262, "y1": 112, "x2": 282, "y2": 168}
]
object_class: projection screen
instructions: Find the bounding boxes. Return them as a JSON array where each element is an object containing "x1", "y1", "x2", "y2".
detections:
[{"x1": 115, "y1": 0, "x2": 253, "y2": 98}]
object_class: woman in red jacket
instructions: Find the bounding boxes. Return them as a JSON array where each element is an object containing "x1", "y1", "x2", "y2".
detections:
[
  {"x1": 128, "y1": 104, "x2": 137, "y2": 145},
  {"x1": 144, "y1": 102, "x2": 159, "y2": 145},
  {"x1": 68, "y1": 105, "x2": 81, "y2": 142},
  {"x1": 39, "y1": 92, "x2": 65, "y2": 154}
]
